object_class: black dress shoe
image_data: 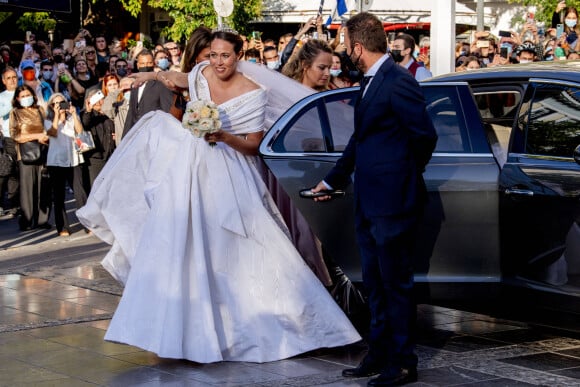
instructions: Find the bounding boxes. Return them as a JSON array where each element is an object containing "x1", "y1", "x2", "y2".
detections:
[
  {"x1": 342, "y1": 358, "x2": 383, "y2": 377},
  {"x1": 367, "y1": 368, "x2": 417, "y2": 386}
]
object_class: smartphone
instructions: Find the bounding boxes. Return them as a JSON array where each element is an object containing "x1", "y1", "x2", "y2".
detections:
[
  {"x1": 89, "y1": 90, "x2": 105, "y2": 106},
  {"x1": 339, "y1": 31, "x2": 345, "y2": 44},
  {"x1": 59, "y1": 101, "x2": 70, "y2": 110},
  {"x1": 499, "y1": 30, "x2": 511, "y2": 38},
  {"x1": 476, "y1": 40, "x2": 489, "y2": 48},
  {"x1": 500, "y1": 47, "x2": 509, "y2": 59},
  {"x1": 25, "y1": 31, "x2": 32, "y2": 42},
  {"x1": 420, "y1": 46, "x2": 429, "y2": 56},
  {"x1": 557, "y1": 24, "x2": 564, "y2": 38},
  {"x1": 252, "y1": 31, "x2": 261, "y2": 41},
  {"x1": 526, "y1": 12, "x2": 535, "y2": 24},
  {"x1": 75, "y1": 39, "x2": 86, "y2": 48}
]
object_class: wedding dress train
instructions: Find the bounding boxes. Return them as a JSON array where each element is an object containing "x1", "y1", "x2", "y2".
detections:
[{"x1": 77, "y1": 64, "x2": 361, "y2": 363}]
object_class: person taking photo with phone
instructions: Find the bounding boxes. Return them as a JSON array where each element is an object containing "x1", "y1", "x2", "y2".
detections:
[
  {"x1": 45, "y1": 93, "x2": 85, "y2": 236},
  {"x1": 551, "y1": 2, "x2": 580, "y2": 54},
  {"x1": 81, "y1": 88, "x2": 115, "y2": 189}
]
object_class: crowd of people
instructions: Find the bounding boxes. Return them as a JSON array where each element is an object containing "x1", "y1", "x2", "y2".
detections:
[{"x1": 0, "y1": 5, "x2": 578, "y2": 237}]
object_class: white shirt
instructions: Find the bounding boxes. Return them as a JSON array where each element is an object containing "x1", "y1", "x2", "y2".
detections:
[{"x1": 45, "y1": 116, "x2": 82, "y2": 167}]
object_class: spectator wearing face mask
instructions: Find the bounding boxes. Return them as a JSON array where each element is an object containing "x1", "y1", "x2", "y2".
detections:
[
  {"x1": 552, "y1": 3, "x2": 580, "y2": 54},
  {"x1": 39, "y1": 60, "x2": 56, "y2": 93},
  {"x1": 515, "y1": 42, "x2": 537, "y2": 64},
  {"x1": 19, "y1": 60, "x2": 52, "y2": 110},
  {"x1": 154, "y1": 49, "x2": 171, "y2": 72},
  {"x1": 390, "y1": 33, "x2": 432, "y2": 81},
  {"x1": 244, "y1": 48, "x2": 261, "y2": 63},
  {"x1": 114, "y1": 58, "x2": 130, "y2": 78},
  {"x1": 102, "y1": 76, "x2": 133, "y2": 146},
  {"x1": 262, "y1": 46, "x2": 281, "y2": 71},
  {"x1": 328, "y1": 52, "x2": 356, "y2": 89}
]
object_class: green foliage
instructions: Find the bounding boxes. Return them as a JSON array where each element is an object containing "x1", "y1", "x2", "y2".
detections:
[
  {"x1": 100, "y1": 0, "x2": 143, "y2": 18},
  {"x1": 509, "y1": 0, "x2": 580, "y2": 25},
  {"x1": 89, "y1": 0, "x2": 263, "y2": 42},
  {"x1": 16, "y1": 12, "x2": 55, "y2": 32},
  {"x1": 127, "y1": 37, "x2": 154, "y2": 50}
]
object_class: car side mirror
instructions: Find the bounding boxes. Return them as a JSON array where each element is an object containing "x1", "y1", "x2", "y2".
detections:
[{"x1": 575, "y1": 145, "x2": 580, "y2": 165}]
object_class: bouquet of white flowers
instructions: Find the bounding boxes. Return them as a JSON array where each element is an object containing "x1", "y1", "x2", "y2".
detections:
[{"x1": 182, "y1": 99, "x2": 222, "y2": 147}]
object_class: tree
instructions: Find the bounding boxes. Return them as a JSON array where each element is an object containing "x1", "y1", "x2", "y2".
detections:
[
  {"x1": 94, "y1": 0, "x2": 262, "y2": 42},
  {"x1": 509, "y1": 0, "x2": 580, "y2": 25}
]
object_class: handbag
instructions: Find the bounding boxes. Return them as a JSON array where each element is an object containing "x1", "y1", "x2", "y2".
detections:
[
  {"x1": 19, "y1": 140, "x2": 47, "y2": 165},
  {"x1": 74, "y1": 131, "x2": 96, "y2": 153},
  {"x1": 0, "y1": 133, "x2": 13, "y2": 176}
]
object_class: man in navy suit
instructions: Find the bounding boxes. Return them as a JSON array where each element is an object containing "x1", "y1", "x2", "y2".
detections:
[{"x1": 312, "y1": 12, "x2": 437, "y2": 386}]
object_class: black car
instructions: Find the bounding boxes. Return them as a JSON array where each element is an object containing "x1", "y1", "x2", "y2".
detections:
[{"x1": 259, "y1": 61, "x2": 580, "y2": 313}]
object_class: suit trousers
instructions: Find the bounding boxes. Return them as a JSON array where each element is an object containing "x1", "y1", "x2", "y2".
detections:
[
  {"x1": 18, "y1": 161, "x2": 50, "y2": 230},
  {"x1": 355, "y1": 210, "x2": 418, "y2": 370}
]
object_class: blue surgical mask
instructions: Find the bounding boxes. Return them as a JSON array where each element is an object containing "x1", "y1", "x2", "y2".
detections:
[
  {"x1": 123, "y1": 91, "x2": 131, "y2": 101},
  {"x1": 565, "y1": 19, "x2": 577, "y2": 28},
  {"x1": 42, "y1": 70, "x2": 53, "y2": 81},
  {"x1": 20, "y1": 96, "x2": 34, "y2": 107},
  {"x1": 248, "y1": 58, "x2": 257, "y2": 63},
  {"x1": 330, "y1": 69, "x2": 342, "y2": 77},
  {"x1": 156, "y1": 58, "x2": 170, "y2": 70}
]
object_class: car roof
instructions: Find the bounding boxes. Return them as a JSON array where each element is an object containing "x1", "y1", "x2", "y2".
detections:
[{"x1": 425, "y1": 60, "x2": 580, "y2": 84}]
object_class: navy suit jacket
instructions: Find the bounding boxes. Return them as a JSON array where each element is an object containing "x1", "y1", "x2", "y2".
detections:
[
  {"x1": 122, "y1": 80, "x2": 174, "y2": 138},
  {"x1": 325, "y1": 57, "x2": 437, "y2": 218}
]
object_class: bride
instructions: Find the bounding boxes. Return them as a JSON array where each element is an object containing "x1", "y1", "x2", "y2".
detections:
[{"x1": 77, "y1": 30, "x2": 361, "y2": 363}]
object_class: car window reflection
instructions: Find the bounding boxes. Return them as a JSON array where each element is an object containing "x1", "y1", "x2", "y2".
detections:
[
  {"x1": 423, "y1": 87, "x2": 471, "y2": 153},
  {"x1": 527, "y1": 85, "x2": 580, "y2": 159}
]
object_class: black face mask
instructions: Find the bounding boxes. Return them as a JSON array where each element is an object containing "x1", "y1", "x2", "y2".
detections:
[
  {"x1": 116, "y1": 68, "x2": 128, "y2": 77},
  {"x1": 138, "y1": 66, "x2": 154, "y2": 73},
  {"x1": 390, "y1": 49, "x2": 404, "y2": 63},
  {"x1": 53, "y1": 55, "x2": 63, "y2": 64},
  {"x1": 340, "y1": 51, "x2": 362, "y2": 83}
]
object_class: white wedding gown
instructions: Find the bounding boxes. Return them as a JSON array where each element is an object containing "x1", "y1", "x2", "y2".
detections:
[{"x1": 77, "y1": 64, "x2": 361, "y2": 363}]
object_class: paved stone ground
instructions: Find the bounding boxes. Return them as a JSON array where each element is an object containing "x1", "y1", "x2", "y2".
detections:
[{"x1": 2, "y1": 208, "x2": 580, "y2": 386}]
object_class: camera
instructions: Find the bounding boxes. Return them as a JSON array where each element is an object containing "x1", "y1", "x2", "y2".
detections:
[
  {"x1": 59, "y1": 101, "x2": 70, "y2": 110},
  {"x1": 476, "y1": 40, "x2": 490, "y2": 48},
  {"x1": 499, "y1": 30, "x2": 511, "y2": 38}
]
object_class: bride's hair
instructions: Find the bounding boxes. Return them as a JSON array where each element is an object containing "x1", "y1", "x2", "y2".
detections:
[
  {"x1": 281, "y1": 39, "x2": 333, "y2": 91},
  {"x1": 212, "y1": 31, "x2": 244, "y2": 55}
]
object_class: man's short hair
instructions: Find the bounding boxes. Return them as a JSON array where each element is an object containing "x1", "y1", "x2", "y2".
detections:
[
  {"x1": 263, "y1": 46, "x2": 277, "y2": 55},
  {"x1": 345, "y1": 12, "x2": 387, "y2": 54},
  {"x1": 135, "y1": 49, "x2": 154, "y2": 62}
]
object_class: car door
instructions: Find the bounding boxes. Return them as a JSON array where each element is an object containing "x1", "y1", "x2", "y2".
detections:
[
  {"x1": 500, "y1": 80, "x2": 580, "y2": 293},
  {"x1": 260, "y1": 83, "x2": 501, "y2": 284}
]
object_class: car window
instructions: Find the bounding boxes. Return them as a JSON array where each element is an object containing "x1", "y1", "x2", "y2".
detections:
[
  {"x1": 422, "y1": 86, "x2": 471, "y2": 153},
  {"x1": 474, "y1": 90, "x2": 522, "y2": 167},
  {"x1": 526, "y1": 84, "x2": 580, "y2": 158},
  {"x1": 274, "y1": 92, "x2": 356, "y2": 153}
]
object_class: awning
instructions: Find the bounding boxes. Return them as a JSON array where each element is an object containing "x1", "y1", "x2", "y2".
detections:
[
  {"x1": 0, "y1": 0, "x2": 71, "y2": 13},
  {"x1": 260, "y1": 0, "x2": 496, "y2": 26}
]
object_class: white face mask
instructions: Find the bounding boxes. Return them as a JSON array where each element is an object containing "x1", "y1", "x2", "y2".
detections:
[
  {"x1": 42, "y1": 71, "x2": 53, "y2": 81},
  {"x1": 20, "y1": 96, "x2": 34, "y2": 107},
  {"x1": 519, "y1": 59, "x2": 531, "y2": 64},
  {"x1": 330, "y1": 69, "x2": 342, "y2": 77},
  {"x1": 565, "y1": 19, "x2": 577, "y2": 28},
  {"x1": 266, "y1": 60, "x2": 279, "y2": 70}
]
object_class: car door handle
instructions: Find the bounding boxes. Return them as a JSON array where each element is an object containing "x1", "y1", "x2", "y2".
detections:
[
  {"x1": 299, "y1": 189, "x2": 345, "y2": 199},
  {"x1": 504, "y1": 188, "x2": 534, "y2": 196}
]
